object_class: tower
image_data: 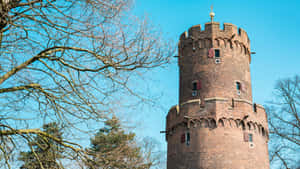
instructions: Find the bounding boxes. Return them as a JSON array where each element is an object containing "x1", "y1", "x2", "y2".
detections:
[{"x1": 165, "y1": 11, "x2": 270, "y2": 169}]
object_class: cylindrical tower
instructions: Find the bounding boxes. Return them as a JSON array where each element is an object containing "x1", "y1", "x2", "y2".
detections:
[{"x1": 166, "y1": 21, "x2": 270, "y2": 169}]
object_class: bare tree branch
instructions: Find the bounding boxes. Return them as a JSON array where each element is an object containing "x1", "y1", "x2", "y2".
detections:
[{"x1": 0, "y1": 0, "x2": 172, "y2": 168}]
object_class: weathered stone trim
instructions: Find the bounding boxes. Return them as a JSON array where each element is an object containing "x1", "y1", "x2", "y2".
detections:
[
  {"x1": 234, "y1": 98, "x2": 253, "y2": 105},
  {"x1": 180, "y1": 99, "x2": 201, "y2": 106},
  {"x1": 204, "y1": 97, "x2": 228, "y2": 102},
  {"x1": 256, "y1": 104, "x2": 265, "y2": 109}
]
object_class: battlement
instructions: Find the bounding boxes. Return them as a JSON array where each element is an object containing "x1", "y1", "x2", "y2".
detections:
[
  {"x1": 167, "y1": 18, "x2": 270, "y2": 169},
  {"x1": 179, "y1": 22, "x2": 250, "y2": 53}
]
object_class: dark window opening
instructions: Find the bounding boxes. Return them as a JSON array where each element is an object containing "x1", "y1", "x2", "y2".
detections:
[
  {"x1": 253, "y1": 103, "x2": 257, "y2": 112},
  {"x1": 192, "y1": 80, "x2": 201, "y2": 91},
  {"x1": 249, "y1": 133, "x2": 253, "y2": 142},
  {"x1": 192, "y1": 82, "x2": 197, "y2": 90},
  {"x1": 215, "y1": 49, "x2": 220, "y2": 58},
  {"x1": 236, "y1": 82, "x2": 241, "y2": 91},
  {"x1": 186, "y1": 132, "x2": 190, "y2": 146}
]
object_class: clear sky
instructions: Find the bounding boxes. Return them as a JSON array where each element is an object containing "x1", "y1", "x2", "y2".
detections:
[{"x1": 130, "y1": 0, "x2": 300, "y2": 167}]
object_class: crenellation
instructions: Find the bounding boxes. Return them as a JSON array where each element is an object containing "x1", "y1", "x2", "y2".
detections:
[
  {"x1": 179, "y1": 23, "x2": 251, "y2": 57},
  {"x1": 188, "y1": 24, "x2": 202, "y2": 38},
  {"x1": 223, "y1": 23, "x2": 238, "y2": 34},
  {"x1": 180, "y1": 31, "x2": 188, "y2": 41},
  {"x1": 168, "y1": 18, "x2": 269, "y2": 169}
]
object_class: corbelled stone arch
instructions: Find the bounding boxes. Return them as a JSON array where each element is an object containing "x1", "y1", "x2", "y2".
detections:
[
  {"x1": 235, "y1": 119, "x2": 242, "y2": 129},
  {"x1": 239, "y1": 43, "x2": 244, "y2": 54},
  {"x1": 262, "y1": 127, "x2": 266, "y2": 136},
  {"x1": 247, "y1": 122, "x2": 251, "y2": 130},
  {"x1": 208, "y1": 118, "x2": 217, "y2": 129},
  {"x1": 233, "y1": 40, "x2": 239, "y2": 50},
  {"x1": 200, "y1": 118, "x2": 209, "y2": 128},
  {"x1": 257, "y1": 124, "x2": 262, "y2": 134},
  {"x1": 266, "y1": 131, "x2": 269, "y2": 139},
  {"x1": 198, "y1": 39, "x2": 205, "y2": 49},
  {"x1": 205, "y1": 39, "x2": 211, "y2": 48},
  {"x1": 225, "y1": 39, "x2": 232, "y2": 49},
  {"x1": 253, "y1": 122, "x2": 257, "y2": 132},
  {"x1": 214, "y1": 39, "x2": 220, "y2": 47},
  {"x1": 223, "y1": 118, "x2": 231, "y2": 128},
  {"x1": 243, "y1": 45, "x2": 247, "y2": 55},
  {"x1": 218, "y1": 118, "x2": 225, "y2": 127},
  {"x1": 219, "y1": 38, "x2": 225, "y2": 48},
  {"x1": 249, "y1": 121, "x2": 255, "y2": 131},
  {"x1": 228, "y1": 118, "x2": 236, "y2": 128},
  {"x1": 193, "y1": 119, "x2": 201, "y2": 128},
  {"x1": 240, "y1": 120, "x2": 246, "y2": 130}
]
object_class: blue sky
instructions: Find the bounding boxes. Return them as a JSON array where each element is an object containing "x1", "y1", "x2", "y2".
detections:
[{"x1": 129, "y1": 0, "x2": 300, "y2": 167}]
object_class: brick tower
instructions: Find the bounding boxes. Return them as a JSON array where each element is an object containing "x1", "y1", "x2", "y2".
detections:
[{"x1": 165, "y1": 12, "x2": 270, "y2": 169}]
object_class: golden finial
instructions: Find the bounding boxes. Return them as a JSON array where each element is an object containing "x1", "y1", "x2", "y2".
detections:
[{"x1": 209, "y1": 5, "x2": 215, "y2": 22}]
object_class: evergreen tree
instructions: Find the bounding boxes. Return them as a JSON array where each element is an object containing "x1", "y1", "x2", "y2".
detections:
[
  {"x1": 18, "y1": 122, "x2": 64, "y2": 169},
  {"x1": 87, "y1": 116, "x2": 152, "y2": 169}
]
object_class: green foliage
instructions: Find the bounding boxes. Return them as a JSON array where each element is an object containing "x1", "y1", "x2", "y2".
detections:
[
  {"x1": 18, "y1": 122, "x2": 64, "y2": 169},
  {"x1": 87, "y1": 116, "x2": 152, "y2": 169}
]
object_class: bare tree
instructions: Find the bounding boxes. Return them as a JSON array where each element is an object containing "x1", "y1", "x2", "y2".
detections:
[
  {"x1": 0, "y1": 0, "x2": 171, "y2": 168},
  {"x1": 267, "y1": 76, "x2": 300, "y2": 169}
]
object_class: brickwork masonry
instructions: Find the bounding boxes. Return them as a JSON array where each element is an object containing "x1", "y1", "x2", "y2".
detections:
[
  {"x1": 179, "y1": 22, "x2": 251, "y2": 62},
  {"x1": 166, "y1": 21, "x2": 270, "y2": 169},
  {"x1": 166, "y1": 98, "x2": 269, "y2": 142}
]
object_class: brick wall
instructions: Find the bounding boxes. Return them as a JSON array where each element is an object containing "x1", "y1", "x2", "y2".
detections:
[{"x1": 166, "y1": 22, "x2": 270, "y2": 169}]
